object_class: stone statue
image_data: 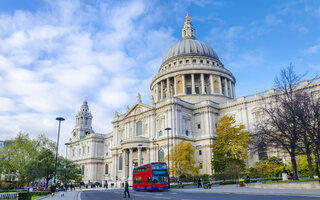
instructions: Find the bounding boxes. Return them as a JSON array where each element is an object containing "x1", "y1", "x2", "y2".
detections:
[
  {"x1": 137, "y1": 93, "x2": 142, "y2": 103},
  {"x1": 126, "y1": 105, "x2": 130, "y2": 112}
]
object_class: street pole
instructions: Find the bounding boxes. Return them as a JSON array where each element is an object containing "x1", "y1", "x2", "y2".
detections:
[
  {"x1": 165, "y1": 127, "x2": 171, "y2": 189},
  {"x1": 64, "y1": 143, "x2": 70, "y2": 186},
  {"x1": 54, "y1": 117, "x2": 65, "y2": 184}
]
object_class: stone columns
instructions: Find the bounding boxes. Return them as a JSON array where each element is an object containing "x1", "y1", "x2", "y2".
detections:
[
  {"x1": 210, "y1": 75, "x2": 214, "y2": 94},
  {"x1": 174, "y1": 76, "x2": 177, "y2": 95},
  {"x1": 155, "y1": 84, "x2": 159, "y2": 102},
  {"x1": 191, "y1": 74, "x2": 195, "y2": 94},
  {"x1": 138, "y1": 147, "x2": 142, "y2": 166},
  {"x1": 232, "y1": 82, "x2": 236, "y2": 98},
  {"x1": 160, "y1": 81, "x2": 164, "y2": 100},
  {"x1": 166, "y1": 78, "x2": 170, "y2": 96},
  {"x1": 219, "y1": 77, "x2": 222, "y2": 94},
  {"x1": 123, "y1": 150, "x2": 127, "y2": 180},
  {"x1": 228, "y1": 80, "x2": 232, "y2": 97},
  {"x1": 112, "y1": 154, "x2": 117, "y2": 180},
  {"x1": 129, "y1": 148, "x2": 133, "y2": 181},
  {"x1": 182, "y1": 75, "x2": 186, "y2": 95},
  {"x1": 147, "y1": 148, "x2": 150, "y2": 163},
  {"x1": 224, "y1": 78, "x2": 228, "y2": 96},
  {"x1": 201, "y1": 74, "x2": 206, "y2": 94}
]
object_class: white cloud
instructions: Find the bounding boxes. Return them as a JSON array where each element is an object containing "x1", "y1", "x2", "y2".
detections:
[
  {"x1": 0, "y1": 0, "x2": 177, "y2": 154},
  {"x1": 304, "y1": 44, "x2": 320, "y2": 55},
  {"x1": 265, "y1": 14, "x2": 282, "y2": 25}
]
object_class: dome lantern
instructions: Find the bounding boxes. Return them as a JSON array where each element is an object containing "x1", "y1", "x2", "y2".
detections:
[{"x1": 182, "y1": 12, "x2": 195, "y2": 40}]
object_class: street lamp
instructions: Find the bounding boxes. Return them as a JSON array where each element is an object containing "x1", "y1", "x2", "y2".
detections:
[
  {"x1": 64, "y1": 142, "x2": 70, "y2": 185},
  {"x1": 152, "y1": 138, "x2": 159, "y2": 162},
  {"x1": 54, "y1": 117, "x2": 65, "y2": 184},
  {"x1": 165, "y1": 127, "x2": 171, "y2": 189}
]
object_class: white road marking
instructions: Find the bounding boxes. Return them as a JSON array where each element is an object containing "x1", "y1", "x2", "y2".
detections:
[{"x1": 152, "y1": 197, "x2": 171, "y2": 199}]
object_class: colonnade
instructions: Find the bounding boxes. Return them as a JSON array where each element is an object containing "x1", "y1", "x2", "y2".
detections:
[
  {"x1": 153, "y1": 73, "x2": 235, "y2": 102},
  {"x1": 112, "y1": 146, "x2": 151, "y2": 181}
]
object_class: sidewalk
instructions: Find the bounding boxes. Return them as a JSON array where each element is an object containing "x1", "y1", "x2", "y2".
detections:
[
  {"x1": 40, "y1": 190, "x2": 80, "y2": 200},
  {"x1": 172, "y1": 184, "x2": 320, "y2": 197},
  {"x1": 40, "y1": 187, "x2": 116, "y2": 200}
]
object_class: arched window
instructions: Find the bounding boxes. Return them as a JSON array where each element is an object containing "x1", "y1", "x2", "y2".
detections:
[
  {"x1": 105, "y1": 164, "x2": 109, "y2": 174},
  {"x1": 82, "y1": 165, "x2": 85, "y2": 175},
  {"x1": 119, "y1": 155, "x2": 123, "y2": 170},
  {"x1": 159, "y1": 149, "x2": 164, "y2": 162},
  {"x1": 136, "y1": 121, "x2": 142, "y2": 136}
]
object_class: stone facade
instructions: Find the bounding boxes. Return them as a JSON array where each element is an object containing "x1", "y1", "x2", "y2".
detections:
[{"x1": 68, "y1": 15, "x2": 320, "y2": 186}]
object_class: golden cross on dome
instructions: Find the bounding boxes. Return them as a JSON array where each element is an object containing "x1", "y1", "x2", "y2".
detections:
[{"x1": 186, "y1": 11, "x2": 189, "y2": 21}]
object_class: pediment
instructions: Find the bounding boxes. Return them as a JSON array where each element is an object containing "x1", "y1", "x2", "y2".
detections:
[{"x1": 124, "y1": 103, "x2": 153, "y2": 118}]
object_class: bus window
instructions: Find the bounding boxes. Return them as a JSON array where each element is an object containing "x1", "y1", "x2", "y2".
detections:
[
  {"x1": 152, "y1": 163, "x2": 167, "y2": 170},
  {"x1": 152, "y1": 175, "x2": 168, "y2": 184}
]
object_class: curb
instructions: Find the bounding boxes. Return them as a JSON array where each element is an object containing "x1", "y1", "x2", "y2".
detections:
[{"x1": 171, "y1": 189, "x2": 320, "y2": 197}]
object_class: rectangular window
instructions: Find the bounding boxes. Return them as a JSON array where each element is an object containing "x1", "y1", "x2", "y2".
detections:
[
  {"x1": 200, "y1": 60, "x2": 203, "y2": 63},
  {"x1": 197, "y1": 124, "x2": 201, "y2": 129},
  {"x1": 199, "y1": 150, "x2": 202, "y2": 155},
  {"x1": 193, "y1": 59, "x2": 196, "y2": 63},
  {"x1": 186, "y1": 60, "x2": 189, "y2": 63},
  {"x1": 195, "y1": 87, "x2": 199, "y2": 94},
  {"x1": 186, "y1": 87, "x2": 192, "y2": 94}
]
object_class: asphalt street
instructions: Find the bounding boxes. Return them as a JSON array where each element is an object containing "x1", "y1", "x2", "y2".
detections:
[{"x1": 80, "y1": 189, "x2": 320, "y2": 200}]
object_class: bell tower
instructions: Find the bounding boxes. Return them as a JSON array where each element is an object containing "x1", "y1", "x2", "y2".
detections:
[{"x1": 72, "y1": 97, "x2": 94, "y2": 139}]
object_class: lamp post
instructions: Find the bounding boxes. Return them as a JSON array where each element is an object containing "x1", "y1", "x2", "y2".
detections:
[
  {"x1": 152, "y1": 138, "x2": 160, "y2": 162},
  {"x1": 64, "y1": 142, "x2": 70, "y2": 186},
  {"x1": 54, "y1": 117, "x2": 65, "y2": 184},
  {"x1": 165, "y1": 127, "x2": 171, "y2": 189}
]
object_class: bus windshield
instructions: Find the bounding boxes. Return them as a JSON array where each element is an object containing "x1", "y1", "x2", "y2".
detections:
[
  {"x1": 152, "y1": 175, "x2": 168, "y2": 184},
  {"x1": 152, "y1": 163, "x2": 167, "y2": 170}
]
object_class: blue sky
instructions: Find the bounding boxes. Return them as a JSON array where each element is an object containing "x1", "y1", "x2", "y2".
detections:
[{"x1": 0, "y1": 0, "x2": 319, "y2": 153}]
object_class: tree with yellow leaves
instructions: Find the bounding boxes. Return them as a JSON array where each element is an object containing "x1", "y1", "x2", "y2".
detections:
[
  {"x1": 165, "y1": 141, "x2": 200, "y2": 177},
  {"x1": 211, "y1": 115, "x2": 249, "y2": 174}
]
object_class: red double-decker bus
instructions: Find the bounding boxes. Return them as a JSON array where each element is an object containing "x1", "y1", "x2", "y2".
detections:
[{"x1": 132, "y1": 162, "x2": 169, "y2": 191}]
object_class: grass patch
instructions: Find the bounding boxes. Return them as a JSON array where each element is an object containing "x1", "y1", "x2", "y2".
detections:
[
  {"x1": 266, "y1": 178, "x2": 318, "y2": 184},
  {"x1": 31, "y1": 195, "x2": 47, "y2": 200},
  {"x1": 170, "y1": 183, "x2": 196, "y2": 189}
]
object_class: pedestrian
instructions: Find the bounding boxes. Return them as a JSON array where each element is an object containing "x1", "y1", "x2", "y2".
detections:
[
  {"x1": 124, "y1": 181, "x2": 130, "y2": 198},
  {"x1": 106, "y1": 181, "x2": 108, "y2": 189},
  {"x1": 197, "y1": 178, "x2": 201, "y2": 188},
  {"x1": 50, "y1": 183, "x2": 56, "y2": 196}
]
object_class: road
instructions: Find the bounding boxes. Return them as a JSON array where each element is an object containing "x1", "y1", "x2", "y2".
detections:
[{"x1": 81, "y1": 189, "x2": 320, "y2": 200}]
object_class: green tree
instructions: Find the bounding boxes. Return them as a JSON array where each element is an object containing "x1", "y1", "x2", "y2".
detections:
[
  {"x1": 56, "y1": 157, "x2": 82, "y2": 183},
  {"x1": 211, "y1": 115, "x2": 249, "y2": 175},
  {"x1": 164, "y1": 141, "x2": 199, "y2": 178},
  {"x1": 0, "y1": 133, "x2": 38, "y2": 186},
  {"x1": 254, "y1": 157, "x2": 284, "y2": 178},
  {"x1": 24, "y1": 148, "x2": 55, "y2": 188}
]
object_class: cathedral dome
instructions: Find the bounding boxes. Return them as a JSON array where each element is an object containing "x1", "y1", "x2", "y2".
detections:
[{"x1": 162, "y1": 39, "x2": 219, "y2": 65}]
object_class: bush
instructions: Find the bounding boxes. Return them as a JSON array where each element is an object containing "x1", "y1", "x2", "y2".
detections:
[{"x1": 18, "y1": 192, "x2": 31, "y2": 200}]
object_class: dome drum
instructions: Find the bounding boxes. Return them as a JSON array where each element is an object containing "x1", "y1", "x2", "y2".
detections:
[{"x1": 150, "y1": 14, "x2": 236, "y2": 104}]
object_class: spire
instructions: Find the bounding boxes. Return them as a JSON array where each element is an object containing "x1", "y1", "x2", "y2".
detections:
[
  {"x1": 182, "y1": 12, "x2": 195, "y2": 40},
  {"x1": 83, "y1": 96, "x2": 88, "y2": 105}
]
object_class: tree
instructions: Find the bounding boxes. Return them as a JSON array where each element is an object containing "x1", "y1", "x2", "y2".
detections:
[
  {"x1": 211, "y1": 115, "x2": 249, "y2": 175},
  {"x1": 254, "y1": 65, "x2": 304, "y2": 180},
  {"x1": 164, "y1": 141, "x2": 199, "y2": 178},
  {"x1": 56, "y1": 157, "x2": 82, "y2": 183},
  {"x1": 296, "y1": 88, "x2": 320, "y2": 179},
  {"x1": 25, "y1": 148, "x2": 55, "y2": 188},
  {"x1": 0, "y1": 133, "x2": 38, "y2": 186},
  {"x1": 254, "y1": 157, "x2": 284, "y2": 178}
]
